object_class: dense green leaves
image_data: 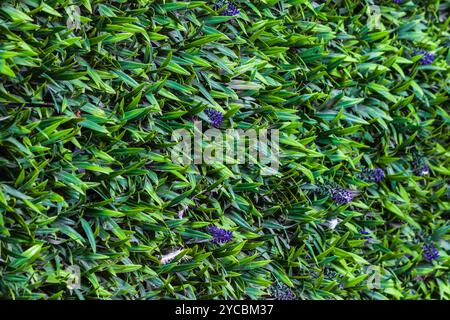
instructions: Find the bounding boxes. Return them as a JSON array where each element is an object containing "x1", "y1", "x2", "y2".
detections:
[{"x1": 0, "y1": 0, "x2": 449, "y2": 300}]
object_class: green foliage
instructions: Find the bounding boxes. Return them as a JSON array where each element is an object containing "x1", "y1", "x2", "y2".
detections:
[{"x1": 0, "y1": 0, "x2": 449, "y2": 300}]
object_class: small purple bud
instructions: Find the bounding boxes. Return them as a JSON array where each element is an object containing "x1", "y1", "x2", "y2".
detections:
[
  {"x1": 362, "y1": 168, "x2": 385, "y2": 183},
  {"x1": 414, "y1": 49, "x2": 436, "y2": 65},
  {"x1": 207, "y1": 225, "x2": 233, "y2": 244},
  {"x1": 270, "y1": 284, "x2": 296, "y2": 300},
  {"x1": 222, "y1": 2, "x2": 240, "y2": 16},
  {"x1": 205, "y1": 108, "x2": 224, "y2": 127},
  {"x1": 420, "y1": 165, "x2": 430, "y2": 176},
  {"x1": 331, "y1": 188, "x2": 355, "y2": 204},
  {"x1": 422, "y1": 243, "x2": 440, "y2": 262}
]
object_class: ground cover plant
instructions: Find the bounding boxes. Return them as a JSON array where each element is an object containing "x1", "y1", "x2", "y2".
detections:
[{"x1": 0, "y1": 0, "x2": 449, "y2": 300}]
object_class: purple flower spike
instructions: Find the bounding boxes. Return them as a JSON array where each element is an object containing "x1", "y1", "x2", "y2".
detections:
[
  {"x1": 422, "y1": 243, "x2": 440, "y2": 262},
  {"x1": 364, "y1": 168, "x2": 385, "y2": 183},
  {"x1": 331, "y1": 188, "x2": 355, "y2": 205},
  {"x1": 205, "y1": 108, "x2": 224, "y2": 127},
  {"x1": 270, "y1": 284, "x2": 296, "y2": 300},
  {"x1": 414, "y1": 49, "x2": 435, "y2": 65},
  {"x1": 372, "y1": 168, "x2": 385, "y2": 182},
  {"x1": 358, "y1": 167, "x2": 385, "y2": 183},
  {"x1": 371, "y1": 168, "x2": 384, "y2": 182},
  {"x1": 222, "y1": 2, "x2": 240, "y2": 16},
  {"x1": 207, "y1": 225, "x2": 233, "y2": 244}
]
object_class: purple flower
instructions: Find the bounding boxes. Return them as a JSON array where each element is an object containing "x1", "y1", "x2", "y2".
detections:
[
  {"x1": 422, "y1": 243, "x2": 440, "y2": 262},
  {"x1": 207, "y1": 225, "x2": 233, "y2": 244},
  {"x1": 331, "y1": 188, "x2": 355, "y2": 205},
  {"x1": 205, "y1": 108, "x2": 224, "y2": 127},
  {"x1": 360, "y1": 229, "x2": 374, "y2": 244},
  {"x1": 270, "y1": 284, "x2": 296, "y2": 300},
  {"x1": 371, "y1": 168, "x2": 385, "y2": 182},
  {"x1": 393, "y1": 0, "x2": 402, "y2": 3},
  {"x1": 362, "y1": 168, "x2": 385, "y2": 183},
  {"x1": 414, "y1": 49, "x2": 435, "y2": 65},
  {"x1": 419, "y1": 165, "x2": 429, "y2": 176},
  {"x1": 222, "y1": 2, "x2": 240, "y2": 16}
]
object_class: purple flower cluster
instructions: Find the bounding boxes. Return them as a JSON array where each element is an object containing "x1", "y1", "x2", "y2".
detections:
[
  {"x1": 331, "y1": 188, "x2": 355, "y2": 205},
  {"x1": 316, "y1": 181, "x2": 357, "y2": 205},
  {"x1": 393, "y1": 0, "x2": 402, "y2": 3},
  {"x1": 205, "y1": 108, "x2": 224, "y2": 127},
  {"x1": 361, "y1": 168, "x2": 385, "y2": 183},
  {"x1": 422, "y1": 243, "x2": 440, "y2": 262},
  {"x1": 222, "y1": 2, "x2": 240, "y2": 16},
  {"x1": 207, "y1": 225, "x2": 233, "y2": 244},
  {"x1": 371, "y1": 168, "x2": 385, "y2": 182},
  {"x1": 414, "y1": 49, "x2": 435, "y2": 65},
  {"x1": 270, "y1": 284, "x2": 296, "y2": 300}
]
